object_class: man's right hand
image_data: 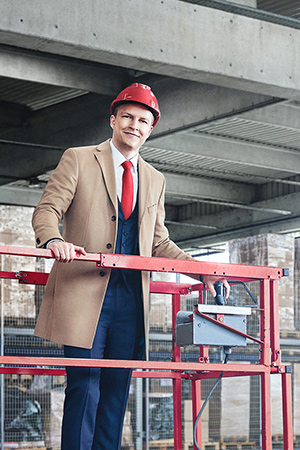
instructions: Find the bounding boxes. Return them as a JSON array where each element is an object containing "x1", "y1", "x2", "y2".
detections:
[
  {"x1": 202, "y1": 275, "x2": 230, "y2": 299},
  {"x1": 48, "y1": 241, "x2": 87, "y2": 263}
]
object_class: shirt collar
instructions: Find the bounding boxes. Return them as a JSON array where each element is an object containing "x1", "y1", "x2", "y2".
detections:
[{"x1": 110, "y1": 140, "x2": 138, "y2": 172}]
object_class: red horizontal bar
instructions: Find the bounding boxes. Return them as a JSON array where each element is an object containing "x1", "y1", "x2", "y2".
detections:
[
  {"x1": 0, "y1": 367, "x2": 185, "y2": 379},
  {"x1": 0, "y1": 356, "x2": 269, "y2": 374},
  {"x1": 131, "y1": 371, "x2": 184, "y2": 379},
  {"x1": 149, "y1": 280, "x2": 192, "y2": 294},
  {"x1": 0, "y1": 270, "x2": 194, "y2": 295},
  {"x1": 190, "y1": 368, "x2": 286, "y2": 380},
  {"x1": 100, "y1": 253, "x2": 283, "y2": 279},
  {"x1": 0, "y1": 271, "x2": 19, "y2": 280},
  {"x1": 0, "y1": 245, "x2": 58, "y2": 259},
  {"x1": 18, "y1": 271, "x2": 49, "y2": 285},
  {"x1": 0, "y1": 366, "x2": 287, "y2": 378},
  {"x1": 0, "y1": 245, "x2": 284, "y2": 280},
  {"x1": 0, "y1": 367, "x2": 66, "y2": 376}
]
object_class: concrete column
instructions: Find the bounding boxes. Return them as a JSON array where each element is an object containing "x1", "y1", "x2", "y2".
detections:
[{"x1": 229, "y1": 233, "x2": 295, "y2": 331}]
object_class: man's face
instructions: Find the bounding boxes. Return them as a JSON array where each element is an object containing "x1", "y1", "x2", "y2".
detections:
[{"x1": 110, "y1": 103, "x2": 154, "y2": 156}]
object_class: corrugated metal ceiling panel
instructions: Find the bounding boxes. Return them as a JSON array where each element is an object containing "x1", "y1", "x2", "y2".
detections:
[
  {"x1": 257, "y1": 1, "x2": 300, "y2": 19},
  {"x1": 192, "y1": 117, "x2": 300, "y2": 150},
  {"x1": 0, "y1": 76, "x2": 88, "y2": 110},
  {"x1": 139, "y1": 145, "x2": 293, "y2": 183}
]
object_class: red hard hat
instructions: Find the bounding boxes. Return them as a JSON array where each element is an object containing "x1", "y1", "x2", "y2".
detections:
[{"x1": 110, "y1": 83, "x2": 160, "y2": 126}]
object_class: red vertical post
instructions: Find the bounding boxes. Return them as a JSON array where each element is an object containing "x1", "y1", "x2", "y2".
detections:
[
  {"x1": 199, "y1": 346, "x2": 209, "y2": 363},
  {"x1": 172, "y1": 293, "x2": 183, "y2": 450},
  {"x1": 172, "y1": 293, "x2": 181, "y2": 364},
  {"x1": 282, "y1": 370, "x2": 294, "y2": 450},
  {"x1": 260, "y1": 279, "x2": 272, "y2": 450},
  {"x1": 261, "y1": 371, "x2": 272, "y2": 450},
  {"x1": 192, "y1": 378, "x2": 202, "y2": 450},
  {"x1": 193, "y1": 286, "x2": 205, "y2": 449},
  {"x1": 260, "y1": 279, "x2": 271, "y2": 367},
  {"x1": 270, "y1": 279, "x2": 281, "y2": 365},
  {"x1": 198, "y1": 283, "x2": 210, "y2": 363}
]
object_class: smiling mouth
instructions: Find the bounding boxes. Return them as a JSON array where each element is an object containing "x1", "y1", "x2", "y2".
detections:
[{"x1": 125, "y1": 131, "x2": 140, "y2": 138}]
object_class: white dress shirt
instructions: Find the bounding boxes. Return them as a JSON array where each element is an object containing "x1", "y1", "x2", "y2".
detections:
[{"x1": 110, "y1": 140, "x2": 138, "y2": 213}]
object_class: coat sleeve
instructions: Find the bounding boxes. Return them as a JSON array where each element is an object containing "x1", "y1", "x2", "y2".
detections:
[
  {"x1": 151, "y1": 177, "x2": 193, "y2": 261},
  {"x1": 32, "y1": 148, "x2": 79, "y2": 248}
]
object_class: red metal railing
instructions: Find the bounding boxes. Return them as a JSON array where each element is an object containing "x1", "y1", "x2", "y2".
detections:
[{"x1": 0, "y1": 245, "x2": 293, "y2": 450}]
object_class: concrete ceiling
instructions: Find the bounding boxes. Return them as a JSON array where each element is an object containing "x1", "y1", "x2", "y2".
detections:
[{"x1": 1, "y1": 0, "x2": 300, "y2": 253}]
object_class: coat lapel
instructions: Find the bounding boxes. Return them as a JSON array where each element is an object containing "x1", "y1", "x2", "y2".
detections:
[
  {"x1": 94, "y1": 143, "x2": 152, "y2": 222},
  {"x1": 94, "y1": 140, "x2": 118, "y2": 213},
  {"x1": 138, "y1": 155, "x2": 151, "y2": 224}
]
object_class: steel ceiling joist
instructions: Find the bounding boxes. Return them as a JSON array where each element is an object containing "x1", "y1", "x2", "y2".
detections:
[{"x1": 182, "y1": 0, "x2": 300, "y2": 29}]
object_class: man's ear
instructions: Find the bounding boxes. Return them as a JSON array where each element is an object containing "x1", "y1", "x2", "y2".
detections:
[
  {"x1": 110, "y1": 115, "x2": 116, "y2": 129},
  {"x1": 148, "y1": 126, "x2": 154, "y2": 138}
]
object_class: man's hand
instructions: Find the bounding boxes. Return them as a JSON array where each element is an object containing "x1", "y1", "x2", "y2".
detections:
[
  {"x1": 201, "y1": 275, "x2": 230, "y2": 299},
  {"x1": 48, "y1": 241, "x2": 87, "y2": 263}
]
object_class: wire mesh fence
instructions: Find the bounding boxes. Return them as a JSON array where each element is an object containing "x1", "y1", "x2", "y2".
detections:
[
  {"x1": 0, "y1": 266, "x2": 298, "y2": 449},
  {"x1": 0, "y1": 205, "x2": 298, "y2": 450}
]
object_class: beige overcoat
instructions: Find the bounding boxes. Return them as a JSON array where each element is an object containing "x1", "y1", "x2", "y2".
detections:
[{"x1": 32, "y1": 140, "x2": 193, "y2": 349}]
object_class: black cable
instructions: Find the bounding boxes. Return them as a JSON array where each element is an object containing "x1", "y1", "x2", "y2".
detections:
[{"x1": 193, "y1": 351, "x2": 230, "y2": 450}]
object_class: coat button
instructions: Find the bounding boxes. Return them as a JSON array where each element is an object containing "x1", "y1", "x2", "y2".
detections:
[
  {"x1": 106, "y1": 243, "x2": 112, "y2": 249},
  {"x1": 99, "y1": 271, "x2": 106, "y2": 277},
  {"x1": 111, "y1": 215, "x2": 116, "y2": 221}
]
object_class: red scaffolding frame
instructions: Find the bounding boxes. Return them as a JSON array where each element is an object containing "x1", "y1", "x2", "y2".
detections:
[{"x1": 0, "y1": 245, "x2": 294, "y2": 450}]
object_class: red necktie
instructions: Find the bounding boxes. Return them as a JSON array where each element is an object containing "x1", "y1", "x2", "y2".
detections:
[{"x1": 121, "y1": 161, "x2": 134, "y2": 220}]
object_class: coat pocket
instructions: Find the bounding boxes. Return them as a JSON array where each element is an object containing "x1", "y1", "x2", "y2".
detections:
[{"x1": 147, "y1": 203, "x2": 157, "y2": 213}]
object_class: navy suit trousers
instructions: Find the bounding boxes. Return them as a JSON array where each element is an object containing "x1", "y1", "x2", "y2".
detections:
[{"x1": 61, "y1": 275, "x2": 143, "y2": 450}]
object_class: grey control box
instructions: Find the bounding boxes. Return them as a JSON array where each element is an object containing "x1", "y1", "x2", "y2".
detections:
[{"x1": 175, "y1": 304, "x2": 252, "y2": 347}]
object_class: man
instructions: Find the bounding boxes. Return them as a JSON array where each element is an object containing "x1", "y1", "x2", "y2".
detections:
[{"x1": 32, "y1": 83, "x2": 229, "y2": 450}]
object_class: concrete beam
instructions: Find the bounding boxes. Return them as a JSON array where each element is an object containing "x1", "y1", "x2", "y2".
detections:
[
  {"x1": 177, "y1": 214, "x2": 300, "y2": 249},
  {"x1": 1, "y1": 0, "x2": 300, "y2": 99},
  {"x1": 0, "y1": 46, "x2": 125, "y2": 94},
  {"x1": 169, "y1": 191, "x2": 300, "y2": 247},
  {"x1": 0, "y1": 137, "x2": 255, "y2": 206},
  {"x1": 0, "y1": 101, "x2": 31, "y2": 127},
  {"x1": 0, "y1": 185, "x2": 42, "y2": 207},
  {"x1": 236, "y1": 100, "x2": 300, "y2": 130},
  {"x1": 147, "y1": 133, "x2": 300, "y2": 175},
  {"x1": 177, "y1": 215, "x2": 300, "y2": 249},
  {"x1": 164, "y1": 172, "x2": 255, "y2": 204},
  {"x1": 147, "y1": 78, "x2": 275, "y2": 137},
  {"x1": 0, "y1": 77, "x2": 275, "y2": 147},
  {"x1": 0, "y1": 93, "x2": 113, "y2": 148},
  {"x1": 0, "y1": 140, "x2": 64, "y2": 185},
  {"x1": 0, "y1": 176, "x2": 252, "y2": 207},
  {"x1": 1, "y1": 182, "x2": 298, "y2": 244}
]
